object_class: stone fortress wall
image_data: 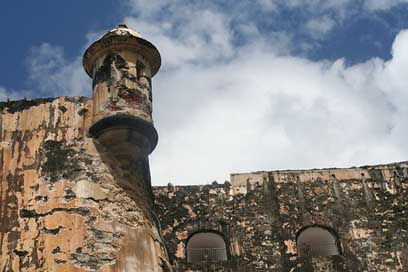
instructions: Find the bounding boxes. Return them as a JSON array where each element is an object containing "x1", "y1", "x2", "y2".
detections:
[
  {"x1": 0, "y1": 97, "x2": 407, "y2": 272},
  {"x1": 154, "y1": 162, "x2": 408, "y2": 271},
  {"x1": 0, "y1": 24, "x2": 407, "y2": 272},
  {"x1": 0, "y1": 97, "x2": 170, "y2": 271},
  {"x1": 0, "y1": 23, "x2": 171, "y2": 272}
]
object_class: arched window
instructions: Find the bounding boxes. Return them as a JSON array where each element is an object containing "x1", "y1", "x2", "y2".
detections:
[
  {"x1": 186, "y1": 232, "x2": 228, "y2": 263},
  {"x1": 297, "y1": 226, "x2": 341, "y2": 257}
]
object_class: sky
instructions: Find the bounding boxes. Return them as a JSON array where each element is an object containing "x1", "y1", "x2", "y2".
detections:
[{"x1": 1, "y1": 0, "x2": 408, "y2": 185}]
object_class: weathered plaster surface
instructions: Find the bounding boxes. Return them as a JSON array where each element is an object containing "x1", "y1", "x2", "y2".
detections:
[
  {"x1": 0, "y1": 97, "x2": 169, "y2": 271},
  {"x1": 92, "y1": 51, "x2": 153, "y2": 126},
  {"x1": 154, "y1": 164, "x2": 408, "y2": 271},
  {"x1": 1, "y1": 96, "x2": 407, "y2": 272}
]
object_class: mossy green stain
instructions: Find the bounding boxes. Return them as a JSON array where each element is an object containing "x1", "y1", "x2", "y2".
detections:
[{"x1": 41, "y1": 140, "x2": 79, "y2": 183}]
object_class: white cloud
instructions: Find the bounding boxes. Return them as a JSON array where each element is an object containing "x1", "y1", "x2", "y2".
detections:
[
  {"x1": 26, "y1": 43, "x2": 90, "y2": 98},
  {"x1": 257, "y1": 0, "x2": 407, "y2": 12},
  {"x1": 255, "y1": 0, "x2": 408, "y2": 42},
  {"x1": 3, "y1": 0, "x2": 408, "y2": 186},
  {"x1": 0, "y1": 87, "x2": 16, "y2": 101},
  {"x1": 364, "y1": 0, "x2": 408, "y2": 10},
  {"x1": 123, "y1": 1, "x2": 235, "y2": 68},
  {"x1": 115, "y1": 1, "x2": 408, "y2": 184},
  {"x1": 257, "y1": 0, "x2": 279, "y2": 11},
  {"x1": 0, "y1": 87, "x2": 6, "y2": 101},
  {"x1": 148, "y1": 28, "x2": 408, "y2": 185},
  {"x1": 0, "y1": 86, "x2": 30, "y2": 101},
  {"x1": 305, "y1": 16, "x2": 336, "y2": 39}
]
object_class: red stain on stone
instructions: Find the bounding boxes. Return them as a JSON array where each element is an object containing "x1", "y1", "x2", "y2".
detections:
[{"x1": 118, "y1": 89, "x2": 143, "y2": 105}]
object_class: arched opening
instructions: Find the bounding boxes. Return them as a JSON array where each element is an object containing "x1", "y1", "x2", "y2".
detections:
[
  {"x1": 186, "y1": 232, "x2": 228, "y2": 263},
  {"x1": 297, "y1": 225, "x2": 341, "y2": 257}
]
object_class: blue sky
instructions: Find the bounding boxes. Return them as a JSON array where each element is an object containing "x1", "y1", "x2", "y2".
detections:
[
  {"x1": 2, "y1": 0, "x2": 408, "y2": 185},
  {"x1": 0, "y1": 0, "x2": 119, "y2": 92},
  {"x1": 2, "y1": 1, "x2": 408, "y2": 92}
]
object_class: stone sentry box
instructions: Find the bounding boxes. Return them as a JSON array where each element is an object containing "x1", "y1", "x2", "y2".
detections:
[
  {"x1": 83, "y1": 24, "x2": 161, "y2": 162},
  {"x1": 0, "y1": 25, "x2": 171, "y2": 271}
]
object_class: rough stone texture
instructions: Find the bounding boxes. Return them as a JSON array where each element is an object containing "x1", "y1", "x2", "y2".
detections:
[
  {"x1": 0, "y1": 97, "x2": 170, "y2": 271},
  {"x1": 154, "y1": 163, "x2": 408, "y2": 271},
  {"x1": 86, "y1": 24, "x2": 160, "y2": 164},
  {"x1": 5, "y1": 23, "x2": 406, "y2": 272},
  {"x1": 91, "y1": 51, "x2": 153, "y2": 127},
  {"x1": 1, "y1": 97, "x2": 407, "y2": 272}
]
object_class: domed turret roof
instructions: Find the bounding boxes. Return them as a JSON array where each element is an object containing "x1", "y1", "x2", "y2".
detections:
[
  {"x1": 102, "y1": 24, "x2": 144, "y2": 39},
  {"x1": 83, "y1": 24, "x2": 161, "y2": 78}
]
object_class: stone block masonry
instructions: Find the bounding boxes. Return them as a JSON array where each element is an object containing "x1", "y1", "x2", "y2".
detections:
[
  {"x1": 154, "y1": 163, "x2": 408, "y2": 271},
  {"x1": 1, "y1": 24, "x2": 407, "y2": 272},
  {"x1": 0, "y1": 24, "x2": 170, "y2": 272},
  {"x1": 0, "y1": 97, "x2": 170, "y2": 271},
  {"x1": 1, "y1": 97, "x2": 407, "y2": 271}
]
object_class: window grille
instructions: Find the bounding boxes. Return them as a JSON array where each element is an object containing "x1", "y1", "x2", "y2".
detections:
[
  {"x1": 186, "y1": 232, "x2": 228, "y2": 263},
  {"x1": 297, "y1": 226, "x2": 340, "y2": 257}
]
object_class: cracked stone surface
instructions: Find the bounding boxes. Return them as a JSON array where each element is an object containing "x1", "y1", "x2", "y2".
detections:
[
  {"x1": 154, "y1": 164, "x2": 408, "y2": 271},
  {"x1": 0, "y1": 97, "x2": 170, "y2": 271},
  {"x1": 1, "y1": 96, "x2": 407, "y2": 272}
]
